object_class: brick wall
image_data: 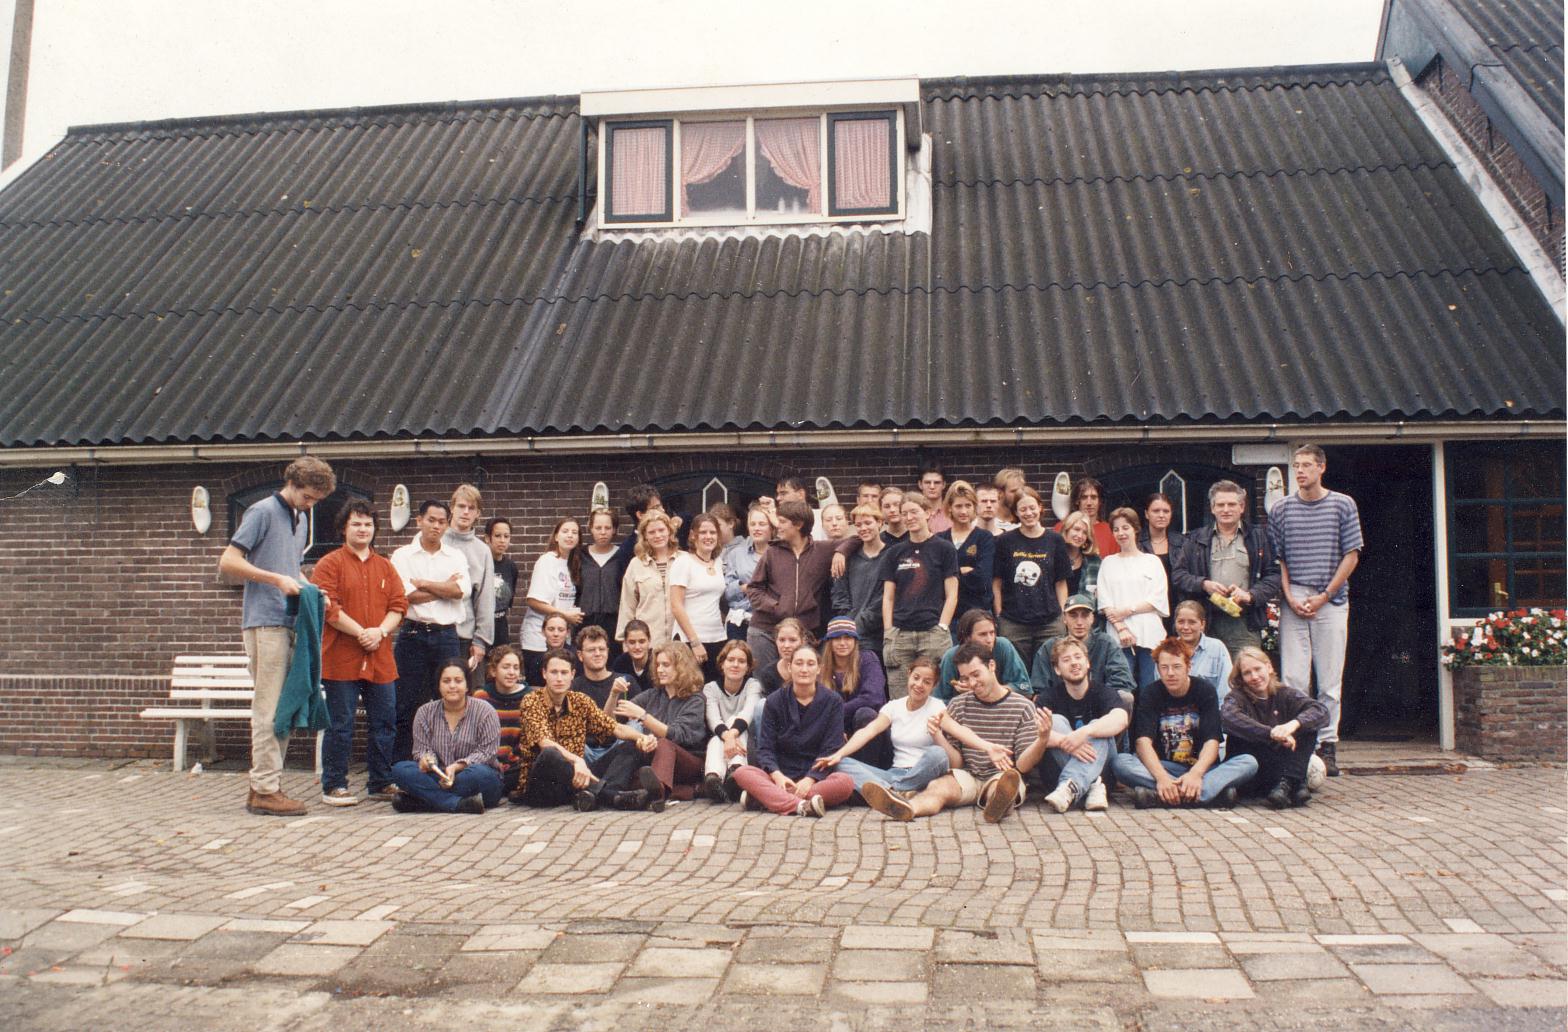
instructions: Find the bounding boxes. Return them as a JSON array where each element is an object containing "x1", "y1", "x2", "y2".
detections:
[
  {"x1": 0, "y1": 442, "x2": 1243, "y2": 760},
  {"x1": 1452, "y1": 665, "x2": 1568, "y2": 762},
  {"x1": 1418, "y1": 59, "x2": 1566, "y2": 274}
]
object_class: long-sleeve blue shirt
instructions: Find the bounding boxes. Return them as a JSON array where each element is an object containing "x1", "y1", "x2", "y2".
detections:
[{"x1": 756, "y1": 687, "x2": 847, "y2": 780}]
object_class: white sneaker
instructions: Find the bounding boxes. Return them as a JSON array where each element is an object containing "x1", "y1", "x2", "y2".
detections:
[
  {"x1": 796, "y1": 795, "x2": 827, "y2": 817},
  {"x1": 1043, "y1": 781, "x2": 1080, "y2": 814},
  {"x1": 1306, "y1": 753, "x2": 1328, "y2": 791},
  {"x1": 1084, "y1": 778, "x2": 1109, "y2": 811},
  {"x1": 321, "y1": 788, "x2": 359, "y2": 807}
]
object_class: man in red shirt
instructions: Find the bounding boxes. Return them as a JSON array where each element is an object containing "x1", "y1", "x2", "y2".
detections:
[{"x1": 311, "y1": 501, "x2": 408, "y2": 806}]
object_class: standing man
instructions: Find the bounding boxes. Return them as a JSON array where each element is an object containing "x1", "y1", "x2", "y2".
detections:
[
  {"x1": 918, "y1": 463, "x2": 951, "y2": 533},
  {"x1": 1171, "y1": 480, "x2": 1280, "y2": 658},
  {"x1": 218, "y1": 455, "x2": 337, "y2": 816},
  {"x1": 975, "y1": 484, "x2": 1017, "y2": 535},
  {"x1": 444, "y1": 484, "x2": 495, "y2": 681},
  {"x1": 1033, "y1": 594, "x2": 1138, "y2": 704},
  {"x1": 486, "y1": 517, "x2": 518, "y2": 653},
  {"x1": 745, "y1": 501, "x2": 835, "y2": 672},
  {"x1": 390, "y1": 501, "x2": 470, "y2": 763},
  {"x1": 1268, "y1": 444, "x2": 1363, "y2": 777},
  {"x1": 311, "y1": 501, "x2": 407, "y2": 806}
]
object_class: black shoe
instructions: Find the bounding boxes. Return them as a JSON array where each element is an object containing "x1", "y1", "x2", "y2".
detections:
[
  {"x1": 1265, "y1": 780, "x2": 1292, "y2": 809},
  {"x1": 391, "y1": 793, "x2": 418, "y2": 813},
  {"x1": 636, "y1": 767, "x2": 667, "y2": 813},
  {"x1": 1210, "y1": 787, "x2": 1239, "y2": 810},
  {"x1": 572, "y1": 789, "x2": 598, "y2": 812},
  {"x1": 703, "y1": 773, "x2": 727, "y2": 803},
  {"x1": 1290, "y1": 782, "x2": 1312, "y2": 807},
  {"x1": 457, "y1": 794, "x2": 485, "y2": 815},
  {"x1": 723, "y1": 771, "x2": 742, "y2": 803},
  {"x1": 611, "y1": 790, "x2": 649, "y2": 811},
  {"x1": 1133, "y1": 787, "x2": 1158, "y2": 809},
  {"x1": 1318, "y1": 742, "x2": 1340, "y2": 777}
]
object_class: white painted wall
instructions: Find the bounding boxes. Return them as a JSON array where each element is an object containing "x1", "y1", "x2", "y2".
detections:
[{"x1": 16, "y1": 0, "x2": 1384, "y2": 154}]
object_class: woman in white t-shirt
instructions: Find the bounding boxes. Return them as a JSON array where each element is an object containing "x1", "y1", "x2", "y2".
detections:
[
  {"x1": 813, "y1": 656, "x2": 952, "y2": 797},
  {"x1": 670, "y1": 514, "x2": 729, "y2": 683},
  {"x1": 520, "y1": 518, "x2": 583, "y2": 685},
  {"x1": 1096, "y1": 507, "x2": 1169, "y2": 692}
]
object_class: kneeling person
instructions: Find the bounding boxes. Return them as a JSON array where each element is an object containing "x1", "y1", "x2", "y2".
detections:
[{"x1": 1036, "y1": 637, "x2": 1129, "y2": 813}]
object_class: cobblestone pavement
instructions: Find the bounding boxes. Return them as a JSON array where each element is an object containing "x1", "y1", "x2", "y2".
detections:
[{"x1": 2, "y1": 758, "x2": 1564, "y2": 1029}]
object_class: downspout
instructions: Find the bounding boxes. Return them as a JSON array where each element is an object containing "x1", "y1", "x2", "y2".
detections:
[{"x1": 575, "y1": 115, "x2": 589, "y2": 227}]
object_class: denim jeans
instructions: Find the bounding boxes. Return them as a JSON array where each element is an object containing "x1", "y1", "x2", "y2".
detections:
[
  {"x1": 1046, "y1": 713, "x2": 1112, "y2": 795},
  {"x1": 389, "y1": 760, "x2": 502, "y2": 812},
  {"x1": 321, "y1": 678, "x2": 396, "y2": 793},
  {"x1": 392, "y1": 624, "x2": 461, "y2": 763},
  {"x1": 1109, "y1": 751, "x2": 1259, "y2": 803},
  {"x1": 1121, "y1": 646, "x2": 1157, "y2": 693},
  {"x1": 835, "y1": 744, "x2": 951, "y2": 794}
]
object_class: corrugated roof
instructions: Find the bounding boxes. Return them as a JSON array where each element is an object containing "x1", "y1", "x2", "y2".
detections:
[
  {"x1": 1447, "y1": 0, "x2": 1564, "y2": 132},
  {"x1": 0, "y1": 67, "x2": 1561, "y2": 449}
]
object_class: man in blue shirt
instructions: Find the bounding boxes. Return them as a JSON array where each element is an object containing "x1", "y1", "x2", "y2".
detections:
[{"x1": 219, "y1": 456, "x2": 336, "y2": 816}]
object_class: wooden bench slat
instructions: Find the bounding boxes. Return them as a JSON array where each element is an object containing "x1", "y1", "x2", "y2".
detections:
[
  {"x1": 139, "y1": 708, "x2": 252, "y2": 719},
  {"x1": 173, "y1": 655, "x2": 252, "y2": 664},
  {"x1": 169, "y1": 689, "x2": 255, "y2": 700},
  {"x1": 171, "y1": 677, "x2": 255, "y2": 688}
]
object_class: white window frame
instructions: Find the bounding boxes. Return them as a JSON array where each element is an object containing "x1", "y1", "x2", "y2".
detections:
[{"x1": 597, "y1": 105, "x2": 905, "y2": 230}]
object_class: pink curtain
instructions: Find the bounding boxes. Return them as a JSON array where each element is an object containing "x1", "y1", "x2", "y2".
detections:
[
  {"x1": 755, "y1": 118, "x2": 822, "y2": 214},
  {"x1": 610, "y1": 126, "x2": 667, "y2": 217},
  {"x1": 680, "y1": 121, "x2": 746, "y2": 213},
  {"x1": 832, "y1": 118, "x2": 891, "y2": 211}
]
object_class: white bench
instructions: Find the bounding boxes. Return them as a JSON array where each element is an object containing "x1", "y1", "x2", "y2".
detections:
[{"x1": 140, "y1": 654, "x2": 323, "y2": 774}]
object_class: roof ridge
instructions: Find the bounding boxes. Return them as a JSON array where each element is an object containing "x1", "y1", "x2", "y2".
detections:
[
  {"x1": 921, "y1": 63, "x2": 1388, "y2": 102},
  {"x1": 932, "y1": 159, "x2": 1454, "y2": 190},
  {"x1": 1492, "y1": 41, "x2": 1565, "y2": 54}
]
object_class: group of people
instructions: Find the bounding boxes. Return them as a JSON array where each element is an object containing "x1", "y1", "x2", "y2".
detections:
[{"x1": 219, "y1": 445, "x2": 1361, "y2": 823}]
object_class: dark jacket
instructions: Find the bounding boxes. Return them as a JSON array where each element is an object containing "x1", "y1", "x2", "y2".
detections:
[
  {"x1": 756, "y1": 686, "x2": 847, "y2": 780},
  {"x1": 631, "y1": 687, "x2": 708, "y2": 752},
  {"x1": 834, "y1": 651, "x2": 888, "y2": 731},
  {"x1": 830, "y1": 544, "x2": 886, "y2": 645},
  {"x1": 746, "y1": 538, "x2": 836, "y2": 637},
  {"x1": 577, "y1": 547, "x2": 624, "y2": 616},
  {"x1": 1221, "y1": 684, "x2": 1329, "y2": 743},
  {"x1": 1171, "y1": 523, "x2": 1280, "y2": 631},
  {"x1": 1032, "y1": 630, "x2": 1137, "y2": 699}
]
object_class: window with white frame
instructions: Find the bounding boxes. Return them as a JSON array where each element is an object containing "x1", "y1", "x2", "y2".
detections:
[{"x1": 601, "y1": 109, "x2": 902, "y2": 227}]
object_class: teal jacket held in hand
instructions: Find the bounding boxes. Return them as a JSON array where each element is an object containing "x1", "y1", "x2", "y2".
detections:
[{"x1": 273, "y1": 582, "x2": 330, "y2": 737}]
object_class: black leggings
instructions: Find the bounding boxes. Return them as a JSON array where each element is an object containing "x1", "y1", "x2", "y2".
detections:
[{"x1": 1227, "y1": 729, "x2": 1319, "y2": 792}]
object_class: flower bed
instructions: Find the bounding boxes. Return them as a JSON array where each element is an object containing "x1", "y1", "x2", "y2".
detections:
[{"x1": 1445, "y1": 610, "x2": 1566, "y2": 762}]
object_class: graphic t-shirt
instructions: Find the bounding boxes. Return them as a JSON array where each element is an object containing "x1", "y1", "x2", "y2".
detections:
[
  {"x1": 879, "y1": 536, "x2": 960, "y2": 631},
  {"x1": 1131, "y1": 676, "x2": 1222, "y2": 768},
  {"x1": 993, "y1": 529, "x2": 1071, "y2": 625},
  {"x1": 520, "y1": 552, "x2": 578, "y2": 651}
]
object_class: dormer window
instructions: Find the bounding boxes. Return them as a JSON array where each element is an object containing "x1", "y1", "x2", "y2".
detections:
[{"x1": 586, "y1": 79, "x2": 916, "y2": 229}]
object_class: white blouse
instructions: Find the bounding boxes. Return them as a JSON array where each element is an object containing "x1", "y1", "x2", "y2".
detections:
[
  {"x1": 1096, "y1": 551, "x2": 1170, "y2": 651},
  {"x1": 669, "y1": 551, "x2": 727, "y2": 643}
]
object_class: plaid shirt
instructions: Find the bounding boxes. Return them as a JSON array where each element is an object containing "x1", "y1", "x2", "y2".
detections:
[{"x1": 515, "y1": 690, "x2": 620, "y2": 795}]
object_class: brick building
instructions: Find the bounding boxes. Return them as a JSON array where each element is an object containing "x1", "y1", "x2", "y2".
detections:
[{"x1": 0, "y1": 59, "x2": 1562, "y2": 761}]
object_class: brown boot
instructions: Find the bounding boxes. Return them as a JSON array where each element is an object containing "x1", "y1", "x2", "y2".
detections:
[{"x1": 247, "y1": 788, "x2": 308, "y2": 816}]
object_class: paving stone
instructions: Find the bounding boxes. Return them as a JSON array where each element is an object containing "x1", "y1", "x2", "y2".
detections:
[
  {"x1": 21, "y1": 921, "x2": 120, "y2": 950},
  {"x1": 1126, "y1": 930, "x2": 1221, "y2": 944},
  {"x1": 461, "y1": 925, "x2": 559, "y2": 952},
  {"x1": 119, "y1": 913, "x2": 228, "y2": 941},
  {"x1": 1243, "y1": 977, "x2": 1373, "y2": 1005},
  {"x1": 436, "y1": 950, "x2": 544, "y2": 991},
  {"x1": 723, "y1": 962, "x2": 827, "y2": 995},
  {"x1": 251, "y1": 943, "x2": 363, "y2": 977},
  {"x1": 516, "y1": 961, "x2": 623, "y2": 994},
  {"x1": 1327, "y1": 942, "x2": 1443, "y2": 965},
  {"x1": 612, "y1": 976, "x2": 723, "y2": 1003},
  {"x1": 1032, "y1": 929, "x2": 1127, "y2": 953},
  {"x1": 833, "y1": 948, "x2": 927, "y2": 981},
  {"x1": 650, "y1": 922, "x2": 744, "y2": 945},
  {"x1": 1239, "y1": 950, "x2": 1352, "y2": 981},
  {"x1": 1351, "y1": 963, "x2": 1477, "y2": 995},
  {"x1": 935, "y1": 929, "x2": 1034, "y2": 965},
  {"x1": 1411, "y1": 933, "x2": 1554, "y2": 977},
  {"x1": 290, "y1": 920, "x2": 394, "y2": 947},
  {"x1": 1130, "y1": 943, "x2": 1235, "y2": 970},
  {"x1": 932, "y1": 962, "x2": 1038, "y2": 998},
  {"x1": 1316, "y1": 934, "x2": 1410, "y2": 946},
  {"x1": 734, "y1": 936, "x2": 835, "y2": 964},
  {"x1": 331, "y1": 932, "x2": 465, "y2": 996},
  {"x1": 1143, "y1": 968, "x2": 1255, "y2": 999},
  {"x1": 221, "y1": 919, "x2": 309, "y2": 934},
  {"x1": 74, "y1": 936, "x2": 189, "y2": 970},
  {"x1": 828, "y1": 980, "x2": 928, "y2": 1004},
  {"x1": 541, "y1": 933, "x2": 645, "y2": 964},
  {"x1": 28, "y1": 965, "x2": 107, "y2": 986},
  {"x1": 1038, "y1": 950, "x2": 1140, "y2": 982},
  {"x1": 55, "y1": 909, "x2": 147, "y2": 926},
  {"x1": 627, "y1": 945, "x2": 732, "y2": 979},
  {"x1": 840, "y1": 925, "x2": 935, "y2": 950},
  {"x1": 1224, "y1": 939, "x2": 1329, "y2": 955},
  {"x1": 1472, "y1": 977, "x2": 1568, "y2": 1008},
  {"x1": 0, "y1": 909, "x2": 58, "y2": 940},
  {"x1": 0, "y1": 946, "x2": 75, "y2": 977},
  {"x1": 154, "y1": 931, "x2": 289, "y2": 982}
]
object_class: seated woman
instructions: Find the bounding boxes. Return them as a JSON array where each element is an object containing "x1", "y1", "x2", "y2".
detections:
[
  {"x1": 702, "y1": 641, "x2": 763, "y2": 802},
  {"x1": 614, "y1": 643, "x2": 710, "y2": 803},
  {"x1": 730, "y1": 645, "x2": 855, "y2": 817},
  {"x1": 514, "y1": 648, "x2": 662, "y2": 812},
  {"x1": 814, "y1": 655, "x2": 950, "y2": 800},
  {"x1": 610, "y1": 619, "x2": 655, "y2": 696},
  {"x1": 1173, "y1": 600, "x2": 1233, "y2": 702},
  {"x1": 473, "y1": 646, "x2": 529, "y2": 797},
  {"x1": 937, "y1": 610, "x2": 1032, "y2": 701},
  {"x1": 745, "y1": 617, "x2": 810, "y2": 767},
  {"x1": 821, "y1": 619, "x2": 888, "y2": 733},
  {"x1": 391, "y1": 660, "x2": 504, "y2": 814},
  {"x1": 535, "y1": 613, "x2": 578, "y2": 678},
  {"x1": 1221, "y1": 646, "x2": 1328, "y2": 808}
]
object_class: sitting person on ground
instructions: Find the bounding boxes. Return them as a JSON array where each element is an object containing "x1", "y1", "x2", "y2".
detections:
[
  {"x1": 755, "y1": 617, "x2": 809, "y2": 697},
  {"x1": 513, "y1": 648, "x2": 662, "y2": 812},
  {"x1": 1035, "y1": 638, "x2": 1129, "y2": 814},
  {"x1": 701, "y1": 640, "x2": 764, "y2": 802},
  {"x1": 473, "y1": 645, "x2": 528, "y2": 796},
  {"x1": 1033, "y1": 595, "x2": 1138, "y2": 706},
  {"x1": 614, "y1": 643, "x2": 710, "y2": 804},
  {"x1": 730, "y1": 645, "x2": 855, "y2": 817},
  {"x1": 937, "y1": 609, "x2": 1031, "y2": 701},
  {"x1": 880, "y1": 492, "x2": 959, "y2": 699},
  {"x1": 609, "y1": 619, "x2": 654, "y2": 695},
  {"x1": 820, "y1": 618, "x2": 888, "y2": 735},
  {"x1": 863, "y1": 642, "x2": 1049, "y2": 823},
  {"x1": 1221, "y1": 646, "x2": 1327, "y2": 808},
  {"x1": 813, "y1": 655, "x2": 951, "y2": 800},
  {"x1": 537, "y1": 613, "x2": 577, "y2": 676},
  {"x1": 1173, "y1": 600, "x2": 1233, "y2": 702},
  {"x1": 1110, "y1": 638, "x2": 1259, "y2": 809},
  {"x1": 391, "y1": 661, "x2": 503, "y2": 814},
  {"x1": 573, "y1": 624, "x2": 633, "y2": 764}
]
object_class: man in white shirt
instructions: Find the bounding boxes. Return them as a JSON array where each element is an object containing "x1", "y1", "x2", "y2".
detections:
[{"x1": 390, "y1": 500, "x2": 471, "y2": 763}]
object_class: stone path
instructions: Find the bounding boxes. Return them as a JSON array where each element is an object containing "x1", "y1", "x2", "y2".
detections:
[{"x1": 2, "y1": 758, "x2": 1564, "y2": 1029}]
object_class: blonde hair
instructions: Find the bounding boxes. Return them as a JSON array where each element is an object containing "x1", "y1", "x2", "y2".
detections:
[
  {"x1": 653, "y1": 643, "x2": 705, "y2": 699},
  {"x1": 943, "y1": 479, "x2": 978, "y2": 515},
  {"x1": 994, "y1": 467, "x2": 1025, "y2": 491},
  {"x1": 1229, "y1": 646, "x2": 1281, "y2": 698},
  {"x1": 633, "y1": 511, "x2": 681, "y2": 564},
  {"x1": 1060, "y1": 510, "x2": 1098, "y2": 557},
  {"x1": 821, "y1": 637, "x2": 865, "y2": 700},
  {"x1": 450, "y1": 483, "x2": 482, "y2": 511},
  {"x1": 850, "y1": 503, "x2": 883, "y2": 523}
]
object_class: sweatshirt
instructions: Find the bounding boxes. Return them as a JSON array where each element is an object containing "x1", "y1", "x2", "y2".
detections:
[
  {"x1": 631, "y1": 686, "x2": 708, "y2": 751},
  {"x1": 756, "y1": 687, "x2": 847, "y2": 780},
  {"x1": 704, "y1": 676, "x2": 764, "y2": 735},
  {"x1": 1221, "y1": 683, "x2": 1329, "y2": 744},
  {"x1": 745, "y1": 538, "x2": 836, "y2": 637},
  {"x1": 443, "y1": 527, "x2": 496, "y2": 648}
]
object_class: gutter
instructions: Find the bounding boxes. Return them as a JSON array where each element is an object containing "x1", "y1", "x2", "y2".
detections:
[{"x1": 1, "y1": 419, "x2": 1560, "y2": 468}]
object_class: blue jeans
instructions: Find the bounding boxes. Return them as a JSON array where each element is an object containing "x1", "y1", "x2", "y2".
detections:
[
  {"x1": 835, "y1": 745, "x2": 950, "y2": 794},
  {"x1": 1122, "y1": 646, "x2": 1156, "y2": 691},
  {"x1": 390, "y1": 760, "x2": 502, "y2": 813},
  {"x1": 393, "y1": 624, "x2": 461, "y2": 762},
  {"x1": 321, "y1": 678, "x2": 396, "y2": 793},
  {"x1": 1109, "y1": 752, "x2": 1259, "y2": 803},
  {"x1": 1047, "y1": 714, "x2": 1112, "y2": 795}
]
